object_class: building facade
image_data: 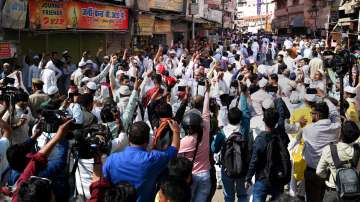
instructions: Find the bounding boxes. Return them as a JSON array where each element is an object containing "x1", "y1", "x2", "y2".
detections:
[
  {"x1": 272, "y1": 0, "x2": 347, "y2": 36},
  {"x1": 235, "y1": 0, "x2": 275, "y2": 33}
]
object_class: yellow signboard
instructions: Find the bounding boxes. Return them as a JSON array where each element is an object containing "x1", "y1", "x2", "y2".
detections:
[
  {"x1": 154, "y1": 20, "x2": 171, "y2": 33},
  {"x1": 138, "y1": 15, "x2": 154, "y2": 35},
  {"x1": 149, "y1": 0, "x2": 184, "y2": 12}
]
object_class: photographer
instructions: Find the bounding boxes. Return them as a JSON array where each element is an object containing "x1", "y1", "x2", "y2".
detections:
[
  {"x1": 60, "y1": 87, "x2": 84, "y2": 125},
  {"x1": 10, "y1": 119, "x2": 72, "y2": 202},
  {"x1": 74, "y1": 78, "x2": 142, "y2": 200},
  {"x1": 2, "y1": 91, "x2": 34, "y2": 145},
  {"x1": 6, "y1": 118, "x2": 70, "y2": 202}
]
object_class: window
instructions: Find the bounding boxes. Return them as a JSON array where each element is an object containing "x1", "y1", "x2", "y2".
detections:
[{"x1": 293, "y1": 0, "x2": 299, "y2": 5}]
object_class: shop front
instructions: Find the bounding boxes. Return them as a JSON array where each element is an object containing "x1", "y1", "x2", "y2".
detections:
[{"x1": 1, "y1": 0, "x2": 129, "y2": 61}]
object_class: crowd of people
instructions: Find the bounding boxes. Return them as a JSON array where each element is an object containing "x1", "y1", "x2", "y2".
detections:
[{"x1": 0, "y1": 31, "x2": 359, "y2": 202}]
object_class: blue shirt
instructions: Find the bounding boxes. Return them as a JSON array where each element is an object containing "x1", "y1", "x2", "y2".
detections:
[{"x1": 103, "y1": 146, "x2": 177, "y2": 202}]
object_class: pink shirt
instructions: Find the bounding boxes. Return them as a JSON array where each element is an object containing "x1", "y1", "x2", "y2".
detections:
[{"x1": 179, "y1": 92, "x2": 211, "y2": 174}]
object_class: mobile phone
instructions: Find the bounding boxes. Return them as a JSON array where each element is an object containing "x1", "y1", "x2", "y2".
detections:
[
  {"x1": 178, "y1": 86, "x2": 186, "y2": 91},
  {"x1": 130, "y1": 76, "x2": 136, "y2": 82},
  {"x1": 306, "y1": 88, "x2": 318, "y2": 94}
]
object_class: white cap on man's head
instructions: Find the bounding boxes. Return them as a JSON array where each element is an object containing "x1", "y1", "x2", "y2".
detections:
[
  {"x1": 258, "y1": 78, "x2": 268, "y2": 88},
  {"x1": 47, "y1": 86, "x2": 59, "y2": 95}
]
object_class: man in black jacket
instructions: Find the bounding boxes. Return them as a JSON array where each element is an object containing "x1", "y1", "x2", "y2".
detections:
[{"x1": 245, "y1": 108, "x2": 284, "y2": 202}]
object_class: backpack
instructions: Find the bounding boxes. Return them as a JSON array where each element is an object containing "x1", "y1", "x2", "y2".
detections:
[
  {"x1": 263, "y1": 132, "x2": 291, "y2": 186},
  {"x1": 220, "y1": 131, "x2": 249, "y2": 178},
  {"x1": 330, "y1": 143, "x2": 360, "y2": 201},
  {"x1": 152, "y1": 119, "x2": 172, "y2": 150}
]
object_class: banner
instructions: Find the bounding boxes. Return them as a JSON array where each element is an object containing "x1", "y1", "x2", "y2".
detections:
[
  {"x1": 149, "y1": 0, "x2": 184, "y2": 12},
  {"x1": 29, "y1": 0, "x2": 68, "y2": 29},
  {"x1": 29, "y1": 0, "x2": 128, "y2": 30},
  {"x1": 154, "y1": 20, "x2": 171, "y2": 33},
  {"x1": 67, "y1": 2, "x2": 128, "y2": 30},
  {"x1": 1, "y1": 0, "x2": 27, "y2": 29},
  {"x1": 0, "y1": 41, "x2": 17, "y2": 59},
  {"x1": 138, "y1": 15, "x2": 154, "y2": 35}
]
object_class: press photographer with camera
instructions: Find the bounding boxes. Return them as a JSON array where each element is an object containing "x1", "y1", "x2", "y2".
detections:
[
  {"x1": 74, "y1": 77, "x2": 142, "y2": 200},
  {"x1": 5, "y1": 117, "x2": 70, "y2": 202},
  {"x1": 9, "y1": 119, "x2": 72, "y2": 202},
  {"x1": 2, "y1": 90, "x2": 34, "y2": 145}
]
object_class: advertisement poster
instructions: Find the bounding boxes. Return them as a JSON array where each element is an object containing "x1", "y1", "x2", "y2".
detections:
[
  {"x1": 154, "y1": 20, "x2": 171, "y2": 33},
  {"x1": 29, "y1": 0, "x2": 128, "y2": 30},
  {"x1": 29, "y1": 0, "x2": 68, "y2": 29},
  {"x1": 149, "y1": 0, "x2": 184, "y2": 12},
  {"x1": 67, "y1": 2, "x2": 128, "y2": 30},
  {"x1": 1, "y1": 0, "x2": 28, "y2": 29}
]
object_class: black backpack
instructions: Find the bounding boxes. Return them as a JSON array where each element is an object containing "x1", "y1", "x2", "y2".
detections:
[
  {"x1": 330, "y1": 143, "x2": 360, "y2": 201},
  {"x1": 263, "y1": 132, "x2": 291, "y2": 186},
  {"x1": 220, "y1": 131, "x2": 249, "y2": 178}
]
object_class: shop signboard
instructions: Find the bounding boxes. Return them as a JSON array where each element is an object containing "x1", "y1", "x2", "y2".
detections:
[
  {"x1": 138, "y1": 15, "x2": 154, "y2": 35},
  {"x1": 67, "y1": 2, "x2": 128, "y2": 30},
  {"x1": 29, "y1": 0, "x2": 128, "y2": 30},
  {"x1": 0, "y1": 41, "x2": 17, "y2": 59},
  {"x1": 154, "y1": 20, "x2": 171, "y2": 33},
  {"x1": 149, "y1": 0, "x2": 184, "y2": 12},
  {"x1": 189, "y1": 3, "x2": 199, "y2": 15},
  {"x1": 1, "y1": 0, "x2": 27, "y2": 29},
  {"x1": 203, "y1": 9, "x2": 222, "y2": 24},
  {"x1": 29, "y1": 0, "x2": 68, "y2": 30}
]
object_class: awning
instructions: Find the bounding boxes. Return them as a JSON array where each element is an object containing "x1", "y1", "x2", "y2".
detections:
[{"x1": 290, "y1": 15, "x2": 304, "y2": 27}]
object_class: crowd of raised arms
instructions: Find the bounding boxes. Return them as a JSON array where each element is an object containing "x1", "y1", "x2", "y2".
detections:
[{"x1": 0, "y1": 31, "x2": 359, "y2": 202}]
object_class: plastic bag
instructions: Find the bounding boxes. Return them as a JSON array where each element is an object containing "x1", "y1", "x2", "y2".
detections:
[{"x1": 292, "y1": 141, "x2": 306, "y2": 181}]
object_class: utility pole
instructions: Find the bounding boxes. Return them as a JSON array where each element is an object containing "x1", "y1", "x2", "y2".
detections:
[
  {"x1": 221, "y1": 0, "x2": 225, "y2": 39},
  {"x1": 192, "y1": 0, "x2": 196, "y2": 40}
]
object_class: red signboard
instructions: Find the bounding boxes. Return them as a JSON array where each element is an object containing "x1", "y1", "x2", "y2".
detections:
[{"x1": 29, "y1": 0, "x2": 128, "y2": 30}]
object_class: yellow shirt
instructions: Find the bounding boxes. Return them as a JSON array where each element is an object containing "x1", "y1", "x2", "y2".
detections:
[
  {"x1": 289, "y1": 105, "x2": 312, "y2": 138},
  {"x1": 290, "y1": 105, "x2": 313, "y2": 126},
  {"x1": 346, "y1": 99, "x2": 359, "y2": 126}
]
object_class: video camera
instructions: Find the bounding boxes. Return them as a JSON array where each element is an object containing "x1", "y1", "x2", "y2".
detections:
[
  {"x1": 323, "y1": 49, "x2": 356, "y2": 76},
  {"x1": 0, "y1": 77, "x2": 25, "y2": 107},
  {"x1": 40, "y1": 108, "x2": 73, "y2": 133},
  {"x1": 73, "y1": 124, "x2": 111, "y2": 159}
]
